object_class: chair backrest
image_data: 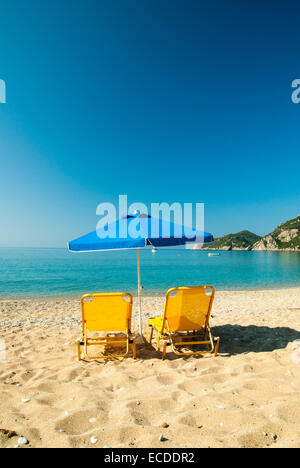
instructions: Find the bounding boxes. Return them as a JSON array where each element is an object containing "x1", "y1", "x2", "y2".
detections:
[
  {"x1": 162, "y1": 286, "x2": 215, "y2": 332},
  {"x1": 81, "y1": 293, "x2": 133, "y2": 333}
]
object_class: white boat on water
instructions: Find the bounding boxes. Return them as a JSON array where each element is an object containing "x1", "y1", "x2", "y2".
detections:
[
  {"x1": 152, "y1": 247, "x2": 157, "y2": 253},
  {"x1": 208, "y1": 252, "x2": 220, "y2": 256}
]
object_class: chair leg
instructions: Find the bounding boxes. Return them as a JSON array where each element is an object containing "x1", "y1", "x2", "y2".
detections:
[
  {"x1": 83, "y1": 322, "x2": 87, "y2": 358},
  {"x1": 147, "y1": 322, "x2": 154, "y2": 344},
  {"x1": 214, "y1": 337, "x2": 220, "y2": 357},
  {"x1": 77, "y1": 340, "x2": 81, "y2": 361},
  {"x1": 149, "y1": 326, "x2": 154, "y2": 344},
  {"x1": 132, "y1": 340, "x2": 136, "y2": 359},
  {"x1": 126, "y1": 337, "x2": 130, "y2": 355},
  {"x1": 84, "y1": 337, "x2": 87, "y2": 358},
  {"x1": 162, "y1": 340, "x2": 167, "y2": 360}
]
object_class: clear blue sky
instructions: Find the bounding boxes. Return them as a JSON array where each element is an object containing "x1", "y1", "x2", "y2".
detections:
[{"x1": 0, "y1": 0, "x2": 300, "y2": 247}]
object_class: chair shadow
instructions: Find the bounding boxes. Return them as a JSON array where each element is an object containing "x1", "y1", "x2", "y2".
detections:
[
  {"x1": 211, "y1": 324, "x2": 300, "y2": 356},
  {"x1": 79, "y1": 325, "x2": 300, "y2": 362},
  {"x1": 137, "y1": 324, "x2": 300, "y2": 360}
]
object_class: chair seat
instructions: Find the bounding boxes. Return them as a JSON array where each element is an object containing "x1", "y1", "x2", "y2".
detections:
[
  {"x1": 78, "y1": 292, "x2": 136, "y2": 360},
  {"x1": 147, "y1": 287, "x2": 220, "y2": 359},
  {"x1": 148, "y1": 316, "x2": 167, "y2": 333}
]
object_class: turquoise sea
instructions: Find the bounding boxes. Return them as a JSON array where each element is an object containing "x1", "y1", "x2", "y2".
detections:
[{"x1": 0, "y1": 247, "x2": 300, "y2": 298}]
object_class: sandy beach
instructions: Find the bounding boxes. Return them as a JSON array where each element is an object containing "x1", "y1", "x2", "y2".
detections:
[{"x1": 1, "y1": 288, "x2": 300, "y2": 448}]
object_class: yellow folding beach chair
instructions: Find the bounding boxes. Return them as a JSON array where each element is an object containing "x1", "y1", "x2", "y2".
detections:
[
  {"x1": 147, "y1": 286, "x2": 220, "y2": 359},
  {"x1": 77, "y1": 293, "x2": 136, "y2": 360}
]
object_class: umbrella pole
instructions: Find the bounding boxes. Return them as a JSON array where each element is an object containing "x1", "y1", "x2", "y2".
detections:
[{"x1": 137, "y1": 248, "x2": 143, "y2": 341}]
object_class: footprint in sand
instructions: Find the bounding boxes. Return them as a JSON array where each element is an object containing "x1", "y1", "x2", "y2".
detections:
[
  {"x1": 156, "y1": 374, "x2": 176, "y2": 386},
  {"x1": 277, "y1": 402, "x2": 300, "y2": 425},
  {"x1": 55, "y1": 409, "x2": 108, "y2": 436},
  {"x1": 177, "y1": 412, "x2": 198, "y2": 427}
]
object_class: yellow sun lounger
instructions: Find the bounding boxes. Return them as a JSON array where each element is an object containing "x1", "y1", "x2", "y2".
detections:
[
  {"x1": 77, "y1": 293, "x2": 136, "y2": 360},
  {"x1": 147, "y1": 286, "x2": 220, "y2": 359}
]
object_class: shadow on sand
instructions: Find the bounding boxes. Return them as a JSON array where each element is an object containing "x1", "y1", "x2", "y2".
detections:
[
  {"x1": 136, "y1": 324, "x2": 300, "y2": 360},
  {"x1": 81, "y1": 325, "x2": 300, "y2": 362},
  {"x1": 211, "y1": 324, "x2": 300, "y2": 356}
]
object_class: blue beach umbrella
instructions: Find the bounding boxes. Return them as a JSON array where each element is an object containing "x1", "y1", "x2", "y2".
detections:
[{"x1": 68, "y1": 213, "x2": 214, "y2": 337}]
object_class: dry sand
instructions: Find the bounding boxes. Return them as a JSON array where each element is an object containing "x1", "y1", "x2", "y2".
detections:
[{"x1": 1, "y1": 288, "x2": 300, "y2": 448}]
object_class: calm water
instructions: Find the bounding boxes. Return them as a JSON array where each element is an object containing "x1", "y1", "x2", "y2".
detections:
[{"x1": 0, "y1": 247, "x2": 300, "y2": 298}]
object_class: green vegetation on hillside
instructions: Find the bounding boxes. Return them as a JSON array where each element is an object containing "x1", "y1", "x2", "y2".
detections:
[
  {"x1": 203, "y1": 230, "x2": 262, "y2": 250},
  {"x1": 200, "y1": 215, "x2": 300, "y2": 251}
]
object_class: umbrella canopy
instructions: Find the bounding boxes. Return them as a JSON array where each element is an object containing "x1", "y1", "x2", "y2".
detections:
[
  {"x1": 68, "y1": 214, "x2": 214, "y2": 337},
  {"x1": 68, "y1": 214, "x2": 213, "y2": 251}
]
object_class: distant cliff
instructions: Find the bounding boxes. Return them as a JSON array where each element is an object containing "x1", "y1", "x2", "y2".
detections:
[
  {"x1": 193, "y1": 215, "x2": 300, "y2": 251},
  {"x1": 252, "y1": 215, "x2": 300, "y2": 251}
]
